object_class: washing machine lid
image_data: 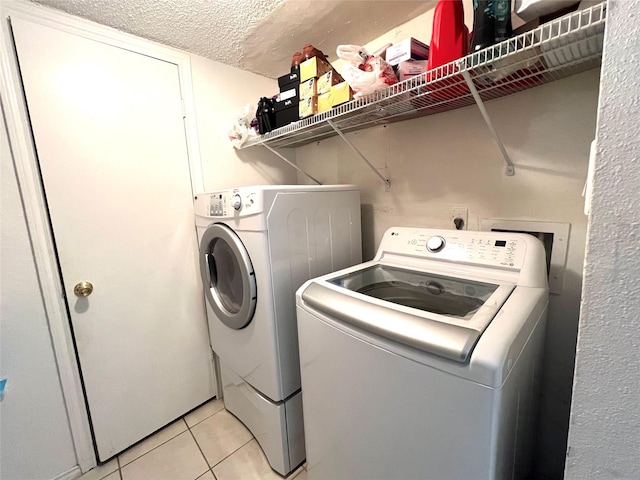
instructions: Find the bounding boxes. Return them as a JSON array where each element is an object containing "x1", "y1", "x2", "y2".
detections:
[
  {"x1": 301, "y1": 263, "x2": 515, "y2": 362},
  {"x1": 199, "y1": 223, "x2": 257, "y2": 330}
]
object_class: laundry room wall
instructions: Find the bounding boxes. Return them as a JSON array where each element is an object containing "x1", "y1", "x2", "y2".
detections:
[
  {"x1": 190, "y1": 54, "x2": 297, "y2": 191},
  {"x1": 565, "y1": 0, "x2": 640, "y2": 477},
  {"x1": 292, "y1": 5, "x2": 599, "y2": 479},
  {"x1": 1, "y1": 103, "x2": 78, "y2": 479}
]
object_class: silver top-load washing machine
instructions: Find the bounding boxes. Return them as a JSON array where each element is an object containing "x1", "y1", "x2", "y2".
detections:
[
  {"x1": 296, "y1": 226, "x2": 549, "y2": 480},
  {"x1": 195, "y1": 185, "x2": 362, "y2": 476}
]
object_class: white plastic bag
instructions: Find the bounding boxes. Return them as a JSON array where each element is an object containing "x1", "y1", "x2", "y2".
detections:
[
  {"x1": 337, "y1": 44, "x2": 398, "y2": 99},
  {"x1": 336, "y1": 44, "x2": 370, "y2": 66},
  {"x1": 227, "y1": 104, "x2": 256, "y2": 148}
]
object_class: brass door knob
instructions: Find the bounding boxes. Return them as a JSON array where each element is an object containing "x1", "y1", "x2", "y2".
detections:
[{"x1": 74, "y1": 281, "x2": 93, "y2": 297}]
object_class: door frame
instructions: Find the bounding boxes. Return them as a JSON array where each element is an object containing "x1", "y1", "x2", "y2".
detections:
[{"x1": 0, "y1": 1, "x2": 204, "y2": 471}]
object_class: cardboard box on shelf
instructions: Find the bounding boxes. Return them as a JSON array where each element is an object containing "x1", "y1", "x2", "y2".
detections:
[
  {"x1": 299, "y1": 96, "x2": 318, "y2": 118},
  {"x1": 317, "y1": 92, "x2": 333, "y2": 113},
  {"x1": 300, "y1": 56, "x2": 334, "y2": 82},
  {"x1": 396, "y1": 59, "x2": 428, "y2": 81},
  {"x1": 299, "y1": 77, "x2": 317, "y2": 100},
  {"x1": 386, "y1": 37, "x2": 430, "y2": 66},
  {"x1": 331, "y1": 81, "x2": 352, "y2": 107},
  {"x1": 317, "y1": 70, "x2": 343, "y2": 95}
]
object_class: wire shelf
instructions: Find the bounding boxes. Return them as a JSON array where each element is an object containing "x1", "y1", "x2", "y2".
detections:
[{"x1": 240, "y1": 2, "x2": 606, "y2": 150}]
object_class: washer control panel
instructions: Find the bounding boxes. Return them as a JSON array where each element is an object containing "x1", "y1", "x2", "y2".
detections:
[{"x1": 384, "y1": 229, "x2": 527, "y2": 269}]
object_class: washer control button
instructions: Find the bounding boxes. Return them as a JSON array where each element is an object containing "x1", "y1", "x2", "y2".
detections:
[{"x1": 426, "y1": 236, "x2": 446, "y2": 252}]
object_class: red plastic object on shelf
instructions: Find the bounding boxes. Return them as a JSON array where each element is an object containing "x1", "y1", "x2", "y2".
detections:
[
  {"x1": 427, "y1": 0, "x2": 469, "y2": 71},
  {"x1": 425, "y1": 0, "x2": 470, "y2": 104}
]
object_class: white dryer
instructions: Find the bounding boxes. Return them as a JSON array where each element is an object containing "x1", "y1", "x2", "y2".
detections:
[
  {"x1": 296, "y1": 227, "x2": 549, "y2": 480},
  {"x1": 194, "y1": 185, "x2": 361, "y2": 476}
]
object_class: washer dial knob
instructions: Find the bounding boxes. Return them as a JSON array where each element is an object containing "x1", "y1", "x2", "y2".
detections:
[
  {"x1": 426, "y1": 236, "x2": 446, "y2": 252},
  {"x1": 231, "y1": 194, "x2": 242, "y2": 211}
]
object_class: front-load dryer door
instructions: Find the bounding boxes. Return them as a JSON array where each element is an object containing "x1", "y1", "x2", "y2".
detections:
[{"x1": 199, "y1": 224, "x2": 257, "y2": 329}]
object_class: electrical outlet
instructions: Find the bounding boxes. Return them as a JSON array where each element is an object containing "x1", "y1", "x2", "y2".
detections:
[{"x1": 450, "y1": 207, "x2": 468, "y2": 230}]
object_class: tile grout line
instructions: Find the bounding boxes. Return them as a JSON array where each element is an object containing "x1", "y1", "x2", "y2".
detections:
[
  {"x1": 185, "y1": 406, "x2": 228, "y2": 471},
  {"x1": 109, "y1": 402, "x2": 230, "y2": 480},
  {"x1": 187, "y1": 407, "x2": 237, "y2": 480},
  {"x1": 192, "y1": 422, "x2": 255, "y2": 473},
  {"x1": 186, "y1": 403, "x2": 257, "y2": 478},
  {"x1": 88, "y1": 403, "x2": 225, "y2": 480},
  {"x1": 94, "y1": 458, "x2": 120, "y2": 480},
  {"x1": 186, "y1": 423, "x2": 214, "y2": 476},
  {"x1": 213, "y1": 437, "x2": 255, "y2": 468},
  {"x1": 116, "y1": 456, "x2": 123, "y2": 480},
  {"x1": 185, "y1": 405, "x2": 225, "y2": 430},
  {"x1": 117, "y1": 418, "x2": 192, "y2": 469}
]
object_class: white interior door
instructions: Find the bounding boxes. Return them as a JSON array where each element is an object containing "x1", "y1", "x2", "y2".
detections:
[{"x1": 10, "y1": 17, "x2": 215, "y2": 460}]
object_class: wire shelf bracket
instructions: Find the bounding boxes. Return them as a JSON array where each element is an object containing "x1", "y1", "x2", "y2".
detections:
[
  {"x1": 461, "y1": 70, "x2": 515, "y2": 176},
  {"x1": 262, "y1": 143, "x2": 322, "y2": 185},
  {"x1": 327, "y1": 119, "x2": 391, "y2": 190}
]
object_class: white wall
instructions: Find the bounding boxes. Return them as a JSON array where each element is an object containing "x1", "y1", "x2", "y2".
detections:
[
  {"x1": 565, "y1": 0, "x2": 640, "y2": 478},
  {"x1": 190, "y1": 54, "x2": 297, "y2": 190},
  {"x1": 1, "y1": 107, "x2": 78, "y2": 479},
  {"x1": 292, "y1": 4, "x2": 599, "y2": 478}
]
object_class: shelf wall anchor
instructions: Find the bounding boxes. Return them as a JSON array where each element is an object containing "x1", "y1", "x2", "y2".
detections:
[
  {"x1": 461, "y1": 70, "x2": 515, "y2": 176},
  {"x1": 262, "y1": 143, "x2": 322, "y2": 185},
  {"x1": 327, "y1": 119, "x2": 391, "y2": 189}
]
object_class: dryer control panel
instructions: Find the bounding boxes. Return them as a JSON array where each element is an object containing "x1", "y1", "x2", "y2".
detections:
[
  {"x1": 208, "y1": 192, "x2": 229, "y2": 217},
  {"x1": 198, "y1": 189, "x2": 264, "y2": 218}
]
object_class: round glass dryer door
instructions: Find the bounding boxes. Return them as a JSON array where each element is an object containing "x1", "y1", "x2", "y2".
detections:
[{"x1": 199, "y1": 223, "x2": 256, "y2": 329}]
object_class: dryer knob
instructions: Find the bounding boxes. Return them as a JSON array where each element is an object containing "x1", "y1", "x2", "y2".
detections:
[
  {"x1": 231, "y1": 194, "x2": 242, "y2": 211},
  {"x1": 426, "y1": 236, "x2": 446, "y2": 252}
]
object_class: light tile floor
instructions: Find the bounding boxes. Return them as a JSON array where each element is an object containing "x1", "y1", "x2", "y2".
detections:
[{"x1": 79, "y1": 399, "x2": 307, "y2": 480}]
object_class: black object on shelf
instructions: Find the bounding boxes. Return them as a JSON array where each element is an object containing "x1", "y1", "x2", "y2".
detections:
[
  {"x1": 471, "y1": 0, "x2": 513, "y2": 51},
  {"x1": 494, "y1": 0, "x2": 512, "y2": 42},
  {"x1": 278, "y1": 69, "x2": 300, "y2": 90},
  {"x1": 471, "y1": 0, "x2": 496, "y2": 52},
  {"x1": 256, "y1": 97, "x2": 276, "y2": 134},
  {"x1": 275, "y1": 105, "x2": 300, "y2": 129}
]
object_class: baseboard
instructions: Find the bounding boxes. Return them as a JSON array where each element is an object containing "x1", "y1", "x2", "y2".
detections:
[{"x1": 52, "y1": 465, "x2": 82, "y2": 480}]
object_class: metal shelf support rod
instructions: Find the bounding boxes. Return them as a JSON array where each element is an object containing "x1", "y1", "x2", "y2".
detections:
[
  {"x1": 262, "y1": 143, "x2": 322, "y2": 185},
  {"x1": 461, "y1": 70, "x2": 515, "y2": 176},
  {"x1": 327, "y1": 119, "x2": 391, "y2": 189}
]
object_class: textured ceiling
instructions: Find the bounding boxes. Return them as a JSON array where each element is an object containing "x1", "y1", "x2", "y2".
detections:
[{"x1": 27, "y1": 0, "x2": 437, "y2": 79}]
